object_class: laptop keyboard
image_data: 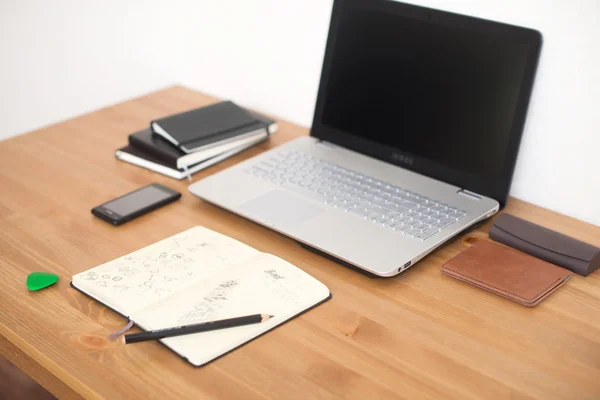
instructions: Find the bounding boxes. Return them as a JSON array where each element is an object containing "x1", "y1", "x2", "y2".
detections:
[{"x1": 245, "y1": 150, "x2": 467, "y2": 240}]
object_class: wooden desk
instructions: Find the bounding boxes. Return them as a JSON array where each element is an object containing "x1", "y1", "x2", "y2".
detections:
[{"x1": 1, "y1": 86, "x2": 599, "y2": 400}]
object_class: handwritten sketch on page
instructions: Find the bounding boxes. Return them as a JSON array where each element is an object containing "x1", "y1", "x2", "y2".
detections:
[
  {"x1": 72, "y1": 227, "x2": 258, "y2": 314},
  {"x1": 132, "y1": 254, "x2": 330, "y2": 366}
]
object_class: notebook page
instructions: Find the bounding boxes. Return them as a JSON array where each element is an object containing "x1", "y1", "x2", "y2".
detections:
[
  {"x1": 72, "y1": 226, "x2": 258, "y2": 317},
  {"x1": 132, "y1": 253, "x2": 330, "y2": 366}
]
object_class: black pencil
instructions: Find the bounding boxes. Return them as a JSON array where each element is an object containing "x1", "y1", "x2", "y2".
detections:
[{"x1": 123, "y1": 314, "x2": 274, "y2": 344}]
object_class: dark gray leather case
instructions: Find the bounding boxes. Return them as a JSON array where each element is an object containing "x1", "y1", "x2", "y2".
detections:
[{"x1": 489, "y1": 214, "x2": 600, "y2": 276}]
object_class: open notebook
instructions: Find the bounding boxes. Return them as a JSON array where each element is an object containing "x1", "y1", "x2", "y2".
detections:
[{"x1": 71, "y1": 226, "x2": 331, "y2": 366}]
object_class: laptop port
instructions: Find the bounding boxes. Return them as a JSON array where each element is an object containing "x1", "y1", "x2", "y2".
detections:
[{"x1": 399, "y1": 261, "x2": 412, "y2": 271}]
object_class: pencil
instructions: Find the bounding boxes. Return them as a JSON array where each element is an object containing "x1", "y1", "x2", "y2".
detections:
[{"x1": 123, "y1": 314, "x2": 274, "y2": 344}]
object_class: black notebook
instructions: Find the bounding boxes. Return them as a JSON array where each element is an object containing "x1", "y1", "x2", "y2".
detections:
[
  {"x1": 151, "y1": 101, "x2": 278, "y2": 154},
  {"x1": 127, "y1": 128, "x2": 267, "y2": 170},
  {"x1": 115, "y1": 134, "x2": 266, "y2": 180}
]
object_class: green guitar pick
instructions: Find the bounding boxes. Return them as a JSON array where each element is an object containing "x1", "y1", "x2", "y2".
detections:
[{"x1": 27, "y1": 272, "x2": 59, "y2": 291}]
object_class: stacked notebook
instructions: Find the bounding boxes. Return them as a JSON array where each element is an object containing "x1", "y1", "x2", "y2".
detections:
[
  {"x1": 116, "y1": 101, "x2": 278, "y2": 179},
  {"x1": 71, "y1": 226, "x2": 331, "y2": 367}
]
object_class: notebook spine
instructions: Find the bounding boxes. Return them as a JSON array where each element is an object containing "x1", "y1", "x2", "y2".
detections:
[{"x1": 128, "y1": 133, "x2": 176, "y2": 168}]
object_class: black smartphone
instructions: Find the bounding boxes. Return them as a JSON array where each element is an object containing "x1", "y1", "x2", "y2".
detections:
[{"x1": 91, "y1": 183, "x2": 181, "y2": 226}]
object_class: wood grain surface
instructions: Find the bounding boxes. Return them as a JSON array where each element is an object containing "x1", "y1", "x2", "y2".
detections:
[{"x1": 1, "y1": 86, "x2": 599, "y2": 400}]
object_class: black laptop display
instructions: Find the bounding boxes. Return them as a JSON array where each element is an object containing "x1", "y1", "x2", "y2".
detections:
[{"x1": 311, "y1": 0, "x2": 542, "y2": 206}]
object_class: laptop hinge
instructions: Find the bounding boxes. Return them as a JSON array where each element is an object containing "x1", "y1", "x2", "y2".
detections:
[
  {"x1": 316, "y1": 139, "x2": 337, "y2": 149},
  {"x1": 457, "y1": 189, "x2": 482, "y2": 200}
]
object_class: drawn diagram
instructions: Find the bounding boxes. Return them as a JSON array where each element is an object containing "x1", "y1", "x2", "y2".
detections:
[
  {"x1": 81, "y1": 271, "x2": 98, "y2": 280},
  {"x1": 261, "y1": 267, "x2": 304, "y2": 305},
  {"x1": 265, "y1": 269, "x2": 285, "y2": 280},
  {"x1": 75, "y1": 227, "x2": 259, "y2": 303},
  {"x1": 178, "y1": 280, "x2": 240, "y2": 323}
]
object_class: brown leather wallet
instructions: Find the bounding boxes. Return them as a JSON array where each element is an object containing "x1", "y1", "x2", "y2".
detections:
[{"x1": 441, "y1": 240, "x2": 572, "y2": 307}]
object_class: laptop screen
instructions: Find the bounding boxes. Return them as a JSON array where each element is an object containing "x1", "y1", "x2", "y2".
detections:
[{"x1": 312, "y1": 0, "x2": 541, "y2": 205}]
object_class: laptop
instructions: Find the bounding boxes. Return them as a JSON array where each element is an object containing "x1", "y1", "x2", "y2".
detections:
[{"x1": 189, "y1": 0, "x2": 542, "y2": 277}]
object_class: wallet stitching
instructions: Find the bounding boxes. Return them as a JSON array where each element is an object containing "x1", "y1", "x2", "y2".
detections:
[
  {"x1": 441, "y1": 266, "x2": 565, "y2": 301},
  {"x1": 494, "y1": 225, "x2": 590, "y2": 262}
]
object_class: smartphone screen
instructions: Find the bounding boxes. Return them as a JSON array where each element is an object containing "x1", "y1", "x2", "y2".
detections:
[
  {"x1": 102, "y1": 185, "x2": 173, "y2": 216},
  {"x1": 92, "y1": 184, "x2": 181, "y2": 225}
]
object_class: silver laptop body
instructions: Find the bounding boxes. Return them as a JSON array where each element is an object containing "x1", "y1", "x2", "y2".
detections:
[{"x1": 189, "y1": 0, "x2": 542, "y2": 277}]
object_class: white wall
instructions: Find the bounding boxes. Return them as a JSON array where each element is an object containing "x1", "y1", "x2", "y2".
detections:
[{"x1": 1, "y1": 0, "x2": 599, "y2": 226}]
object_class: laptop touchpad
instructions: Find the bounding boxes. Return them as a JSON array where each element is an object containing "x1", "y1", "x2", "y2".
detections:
[{"x1": 238, "y1": 190, "x2": 326, "y2": 229}]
